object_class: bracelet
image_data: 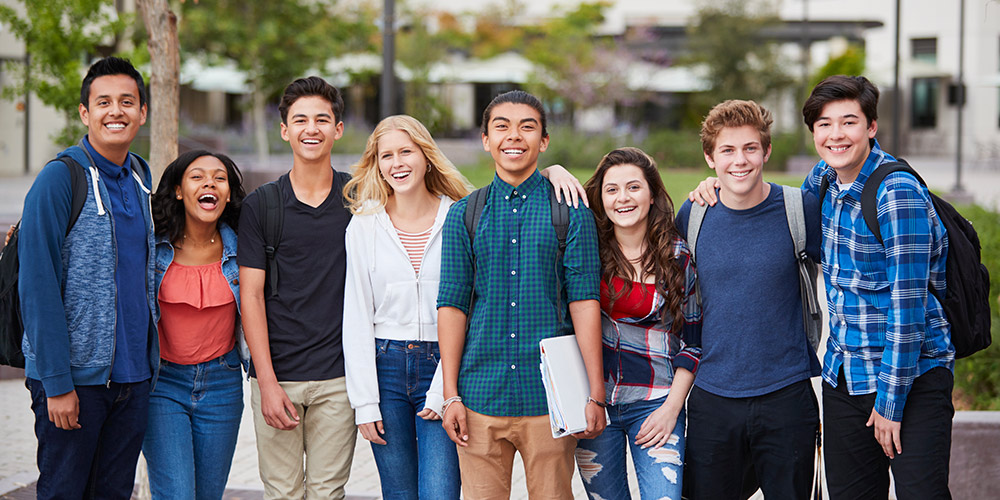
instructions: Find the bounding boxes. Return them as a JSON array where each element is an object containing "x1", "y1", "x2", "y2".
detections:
[
  {"x1": 443, "y1": 396, "x2": 463, "y2": 415},
  {"x1": 587, "y1": 396, "x2": 607, "y2": 408}
]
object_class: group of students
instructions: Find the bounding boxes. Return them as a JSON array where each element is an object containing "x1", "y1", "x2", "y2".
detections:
[{"x1": 16, "y1": 55, "x2": 954, "y2": 500}]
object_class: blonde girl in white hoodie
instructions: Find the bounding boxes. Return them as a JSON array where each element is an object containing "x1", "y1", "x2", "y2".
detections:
[{"x1": 342, "y1": 115, "x2": 472, "y2": 498}]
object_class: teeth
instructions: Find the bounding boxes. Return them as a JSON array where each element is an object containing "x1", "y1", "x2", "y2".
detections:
[
  {"x1": 392, "y1": 172, "x2": 409, "y2": 179},
  {"x1": 731, "y1": 171, "x2": 750, "y2": 178},
  {"x1": 616, "y1": 207, "x2": 636, "y2": 213},
  {"x1": 198, "y1": 193, "x2": 218, "y2": 203},
  {"x1": 830, "y1": 146, "x2": 848, "y2": 152},
  {"x1": 106, "y1": 123, "x2": 125, "y2": 130},
  {"x1": 502, "y1": 149, "x2": 525, "y2": 155},
  {"x1": 302, "y1": 139, "x2": 320, "y2": 144}
]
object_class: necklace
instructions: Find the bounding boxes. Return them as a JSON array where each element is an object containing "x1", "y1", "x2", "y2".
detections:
[{"x1": 183, "y1": 230, "x2": 218, "y2": 246}]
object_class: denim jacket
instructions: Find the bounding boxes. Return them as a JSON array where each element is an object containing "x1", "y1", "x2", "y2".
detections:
[{"x1": 153, "y1": 222, "x2": 248, "y2": 379}]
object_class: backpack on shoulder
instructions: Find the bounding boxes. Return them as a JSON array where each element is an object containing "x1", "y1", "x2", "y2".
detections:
[
  {"x1": 463, "y1": 182, "x2": 571, "y2": 323},
  {"x1": 685, "y1": 186, "x2": 824, "y2": 351},
  {"x1": 820, "y1": 159, "x2": 992, "y2": 358},
  {"x1": 1, "y1": 157, "x2": 90, "y2": 368}
]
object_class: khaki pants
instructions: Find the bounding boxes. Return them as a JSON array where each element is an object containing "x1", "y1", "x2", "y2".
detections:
[
  {"x1": 458, "y1": 409, "x2": 577, "y2": 500},
  {"x1": 250, "y1": 377, "x2": 357, "y2": 500}
]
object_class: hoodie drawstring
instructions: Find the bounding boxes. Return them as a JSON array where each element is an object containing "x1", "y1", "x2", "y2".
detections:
[{"x1": 88, "y1": 166, "x2": 107, "y2": 216}]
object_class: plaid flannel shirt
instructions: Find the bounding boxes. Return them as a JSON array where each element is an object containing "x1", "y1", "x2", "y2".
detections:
[
  {"x1": 802, "y1": 139, "x2": 953, "y2": 422},
  {"x1": 437, "y1": 171, "x2": 601, "y2": 417}
]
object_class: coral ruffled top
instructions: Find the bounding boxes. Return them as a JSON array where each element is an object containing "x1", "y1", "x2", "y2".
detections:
[{"x1": 157, "y1": 261, "x2": 237, "y2": 364}]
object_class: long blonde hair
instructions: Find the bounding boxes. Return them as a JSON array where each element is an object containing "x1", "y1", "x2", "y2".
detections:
[{"x1": 344, "y1": 115, "x2": 473, "y2": 214}]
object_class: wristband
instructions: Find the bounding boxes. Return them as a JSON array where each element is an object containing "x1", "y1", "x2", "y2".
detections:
[
  {"x1": 587, "y1": 396, "x2": 607, "y2": 408},
  {"x1": 443, "y1": 396, "x2": 463, "y2": 415}
]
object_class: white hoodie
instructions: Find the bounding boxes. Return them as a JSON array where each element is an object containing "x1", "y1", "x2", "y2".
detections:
[{"x1": 343, "y1": 196, "x2": 453, "y2": 425}]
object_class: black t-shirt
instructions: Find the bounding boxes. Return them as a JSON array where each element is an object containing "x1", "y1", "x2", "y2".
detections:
[{"x1": 237, "y1": 171, "x2": 352, "y2": 381}]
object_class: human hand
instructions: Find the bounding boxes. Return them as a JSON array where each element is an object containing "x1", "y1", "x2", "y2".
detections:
[
  {"x1": 542, "y1": 164, "x2": 588, "y2": 208},
  {"x1": 358, "y1": 421, "x2": 387, "y2": 445},
  {"x1": 442, "y1": 401, "x2": 469, "y2": 447},
  {"x1": 574, "y1": 400, "x2": 607, "y2": 440},
  {"x1": 688, "y1": 176, "x2": 720, "y2": 206},
  {"x1": 47, "y1": 390, "x2": 81, "y2": 430},
  {"x1": 3, "y1": 225, "x2": 13, "y2": 247},
  {"x1": 634, "y1": 403, "x2": 681, "y2": 449},
  {"x1": 866, "y1": 408, "x2": 902, "y2": 458},
  {"x1": 417, "y1": 408, "x2": 441, "y2": 421},
  {"x1": 259, "y1": 380, "x2": 299, "y2": 430}
]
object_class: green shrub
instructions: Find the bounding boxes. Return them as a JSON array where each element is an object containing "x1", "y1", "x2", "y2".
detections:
[{"x1": 953, "y1": 204, "x2": 1000, "y2": 410}]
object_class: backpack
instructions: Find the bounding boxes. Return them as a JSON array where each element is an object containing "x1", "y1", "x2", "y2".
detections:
[
  {"x1": 1, "y1": 157, "x2": 90, "y2": 368},
  {"x1": 820, "y1": 160, "x2": 992, "y2": 358},
  {"x1": 463, "y1": 182, "x2": 570, "y2": 323},
  {"x1": 253, "y1": 171, "x2": 351, "y2": 299},
  {"x1": 686, "y1": 185, "x2": 824, "y2": 351}
]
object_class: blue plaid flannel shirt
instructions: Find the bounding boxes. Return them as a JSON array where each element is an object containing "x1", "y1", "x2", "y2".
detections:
[
  {"x1": 437, "y1": 170, "x2": 601, "y2": 417},
  {"x1": 802, "y1": 139, "x2": 953, "y2": 422}
]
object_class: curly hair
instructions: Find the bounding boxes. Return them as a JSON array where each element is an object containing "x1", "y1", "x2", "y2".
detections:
[
  {"x1": 584, "y1": 147, "x2": 686, "y2": 331},
  {"x1": 344, "y1": 115, "x2": 473, "y2": 214},
  {"x1": 700, "y1": 99, "x2": 773, "y2": 156},
  {"x1": 152, "y1": 150, "x2": 245, "y2": 243}
]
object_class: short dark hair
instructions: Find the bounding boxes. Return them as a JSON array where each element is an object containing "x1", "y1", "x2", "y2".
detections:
[
  {"x1": 278, "y1": 76, "x2": 344, "y2": 124},
  {"x1": 802, "y1": 75, "x2": 879, "y2": 132},
  {"x1": 80, "y1": 57, "x2": 147, "y2": 109},
  {"x1": 152, "y1": 150, "x2": 246, "y2": 243},
  {"x1": 481, "y1": 90, "x2": 547, "y2": 137}
]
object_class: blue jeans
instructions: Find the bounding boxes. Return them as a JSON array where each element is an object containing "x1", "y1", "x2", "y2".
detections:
[
  {"x1": 576, "y1": 396, "x2": 685, "y2": 499},
  {"x1": 27, "y1": 378, "x2": 150, "y2": 500},
  {"x1": 142, "y1": 348, "x2": 244, "y2": 500},
  {"x1": 371, "y1": 339, "x2": 460, "y2": 499}
]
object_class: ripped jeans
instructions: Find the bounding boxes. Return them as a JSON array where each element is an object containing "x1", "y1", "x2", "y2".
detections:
[{"x1": 576, "y1": 396, "x2": 685, "y2": 500}]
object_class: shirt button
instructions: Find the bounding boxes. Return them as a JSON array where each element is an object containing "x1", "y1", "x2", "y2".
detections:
[
  {"x1": 512, "y1": 208, "x2": 517, "y2": 213},
  {"x1": 522, "y1": 195, "x2": 526, "y2": 199},
  {"x1": 510, "y1": 333, "x2": 516, "y2": 338},
  {"x1": 513, "y1": 191, "x2": 518, "y2": 195},
  {"x1": 511, "y1": 301, "x2": 516, "y2": 307},
  {"x1": 511, "y1": 238, "x2": 517, "y2": 244},
  {"x1": 511, "y1": 364, "x2": 516, "y2": 370},
  {"x1": 511, "y1": 270, "x2": 516, "y2": 275},
  {"x1": 505, "y1": 195, "x2": 509, "y2": 200}
]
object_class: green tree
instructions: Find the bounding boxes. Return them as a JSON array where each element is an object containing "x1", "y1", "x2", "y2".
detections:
[
  {"x1": 0, "y1": 0, "x2": 129, "y2": 145},
  {"x1": 396, "y1": 9, "x2": 457, "y2": 134},
  {"x1": 681, "y1": 0, "x2": 793, "y2": 119},
  {"x1": 179, "y1": 0, "x2": 375, "y2": 164},
  {"x1": 810, "y1": 45, "x2": 866, "y2": 88}
]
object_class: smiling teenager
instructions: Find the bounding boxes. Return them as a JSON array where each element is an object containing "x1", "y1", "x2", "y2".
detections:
[
  {"x1": 19, "y1": 57, "x2": 158, "y2": 499},
  {"x1": 237, "y1": 76, "x2": 357, "y2": 499},
  {"x1": 437, "y1": 90, "x2": 606, "y2": 499},
  {"x1": 143, "y1": 151, "x2": 247, "y2": 500},
  {"x1": 677, "y1": 100, "x2": 822, "y2": 499}
]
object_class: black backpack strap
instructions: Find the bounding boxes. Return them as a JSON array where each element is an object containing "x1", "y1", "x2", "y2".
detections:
[
  {"x1": 819, "y1": 174, "x2": 830, "y2": 202},
  {"x1": 548, "y1": 183, "x2": 570, "y2": 326},
  {"x1": 59, "y1": 156, "x2": 89, "y2": 235},
  {"x1": 860, "y1": 160, "x2": 925, "y2": 244},
  {"x1": 464, "y1": 185, "x2": 491, "y2": 248},
  {"x1": 256, "y1": 176, "x2": 285, "y2": 299}
]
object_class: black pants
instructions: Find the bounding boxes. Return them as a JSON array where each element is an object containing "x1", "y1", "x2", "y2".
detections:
[
  {"x1": 684, "y1": 379, "x2": 820, "y2": 500},
  {"x1": 822, "y1": 366, "x2": 954, "y2": 500}
]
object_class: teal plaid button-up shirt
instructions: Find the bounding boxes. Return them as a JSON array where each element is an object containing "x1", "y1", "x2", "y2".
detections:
[{"x1": 437, "y1": 170, "x2": 601, "y2": 417}]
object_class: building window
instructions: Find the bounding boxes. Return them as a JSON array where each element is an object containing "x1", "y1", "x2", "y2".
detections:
[
  {"x1": 911, "y1": 78, "x2": 938, "y2": 129},
  {"x1": 911, "y1": 38, "x2": 937, "y2": 64}
]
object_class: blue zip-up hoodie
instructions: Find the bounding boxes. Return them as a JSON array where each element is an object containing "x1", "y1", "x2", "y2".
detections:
[{"x1": 19, "y1": 143, "x2": 159, "y2": 396}]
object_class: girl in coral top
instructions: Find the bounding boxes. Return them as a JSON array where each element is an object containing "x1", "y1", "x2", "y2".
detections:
[
  {"x1": 576, "y1": 147, "x2": 702, "y2": 499},
  {"x1": 144, "y1": 150, "x2": 247, "y2": 500}
]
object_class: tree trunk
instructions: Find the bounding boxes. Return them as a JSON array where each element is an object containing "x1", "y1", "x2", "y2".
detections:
[
  {"x1": 252, "y1": 83, "x2": 270, "y2": 169},
  {"x1": 137, "y1": 0, "x2": 179, "y2": 185}
]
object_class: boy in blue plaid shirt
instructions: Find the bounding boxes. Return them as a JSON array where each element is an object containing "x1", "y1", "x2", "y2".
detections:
[
  {"x1": 437, "y1": 90, "x2": 606, "y2": 498},
  {"x1": 800, "y1": 76, "x2": 954, "y2": 499}
]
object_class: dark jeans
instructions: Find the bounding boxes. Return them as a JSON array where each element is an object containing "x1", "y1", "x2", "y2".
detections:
[
  {"x1": 823, "y1": 366, "x2": 953, "y2": 500},
  {"x1": 684, "y1": 379, "x2": 820, "y2": 500},
  {"x1": 27, "y1": 378, "x2": 151, "y2": 500}
]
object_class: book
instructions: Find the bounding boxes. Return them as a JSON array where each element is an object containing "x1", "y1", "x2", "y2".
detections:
[{"x1": 539, "y1": 335, "x2": 591, "y2": 438}]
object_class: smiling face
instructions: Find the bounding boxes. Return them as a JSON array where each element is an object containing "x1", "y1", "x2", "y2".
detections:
[
  {"x1": 705, "y1": 125, "x2": 771, "y2": 208},
  {"x1": 812, "y1": 99, "x2": 878, "y2": 183},
  {"x1": 79, "y1": 74, "x2": 147, "y2": 164},
  {"x1": 377, "y1": 129, "x2": 429, "y2": 197},
  {"x1": 175, "y1": 155, "x2": 231, "y2": 228},
  {"x1": 280, "y1": 95, "x2": 344, "y2": 165},
  {"x1": 600, "y1": 163, "x2": 653, "y2": 232},
  {"x1": 482, "y1": 102, "x2": 549, "y2": 186}
]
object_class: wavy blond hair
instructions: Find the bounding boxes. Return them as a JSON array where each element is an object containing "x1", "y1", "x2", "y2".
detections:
[{"x1": 344, "y1": 115, "x2": 473, "y2": 214}]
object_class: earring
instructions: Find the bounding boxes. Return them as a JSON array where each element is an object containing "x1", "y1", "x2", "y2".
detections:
[
  {"x1": 427, "y1": 163, "x2": 432, "y2": 172},
  {"x1": 176, "y1": 195, "x2": 182, "y2": 200}
]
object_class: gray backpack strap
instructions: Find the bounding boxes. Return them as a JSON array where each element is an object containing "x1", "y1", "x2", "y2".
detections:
[
  {"x1": 685, "y1": 201, "x2": 708, "y2": 308},
  {"x1": 782, "y1": 185, "x2": 823, "y2": 351}
]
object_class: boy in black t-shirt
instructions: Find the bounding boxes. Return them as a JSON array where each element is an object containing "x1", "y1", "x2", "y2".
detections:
[{"x1": 237, "y1": 76, "x2": 356, "y2": 499}]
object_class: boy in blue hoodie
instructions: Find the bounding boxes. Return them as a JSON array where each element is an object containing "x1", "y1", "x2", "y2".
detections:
[{"x1": 18, "y1": 57, "x2": 158, "y2": 500}]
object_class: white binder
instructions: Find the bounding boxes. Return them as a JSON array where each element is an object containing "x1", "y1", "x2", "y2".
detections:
[{"x1": 539, "y1": 335, "x2": 590, "y2": 438}]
